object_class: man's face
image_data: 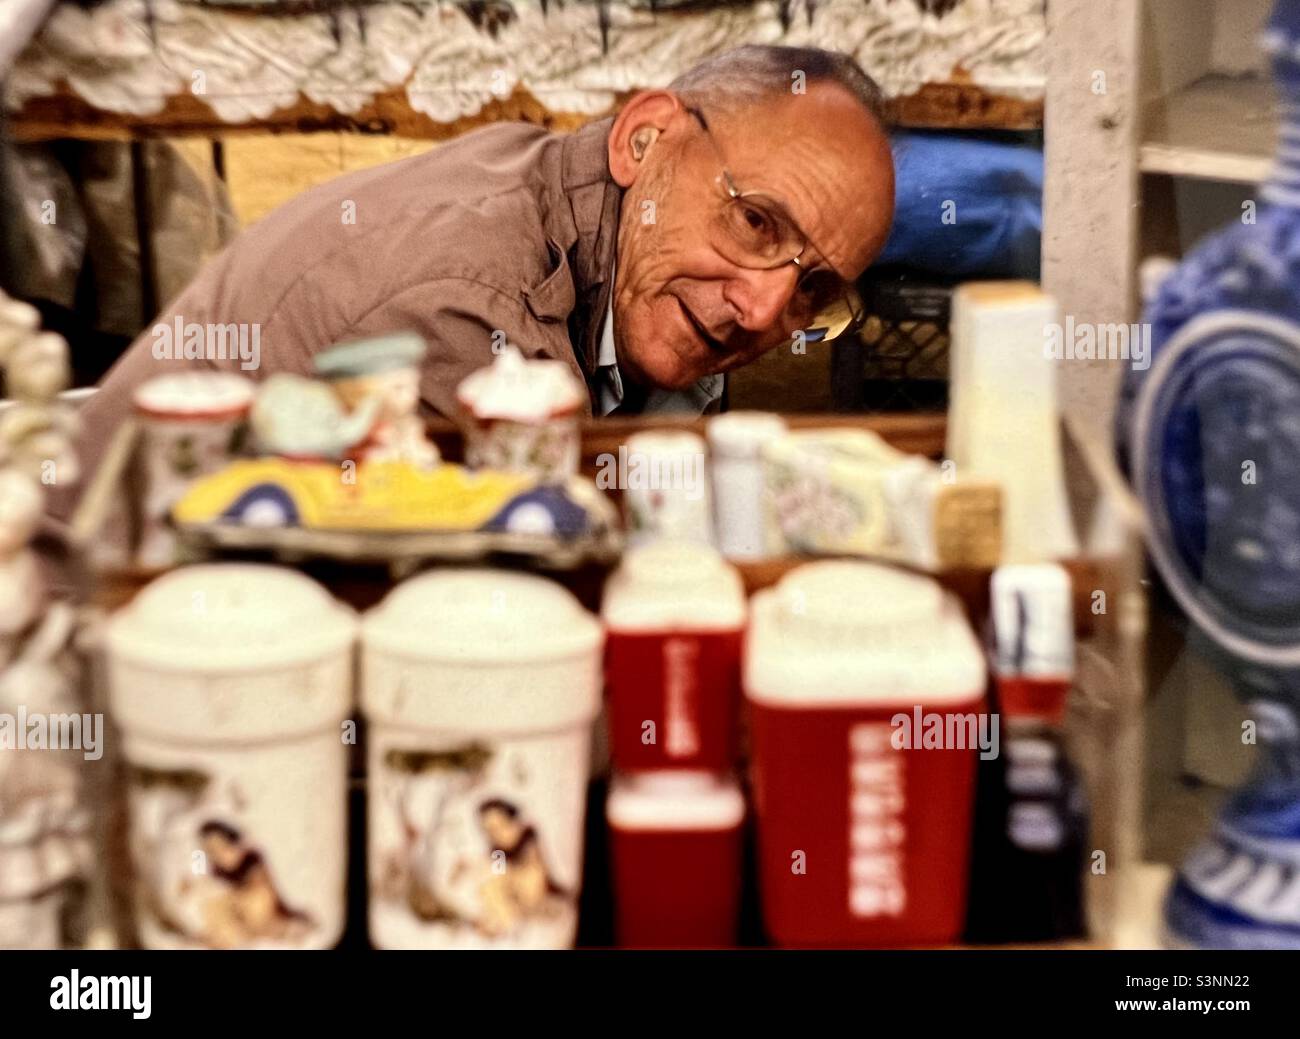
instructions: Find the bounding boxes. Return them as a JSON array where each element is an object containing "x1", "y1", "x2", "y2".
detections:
[
  {"x1": 331, "y1": 367, "x2": 419, "y2": 421},
  {"x1": 610, "y1": 83, "x2": 894, "y2": 391},
  {"x1": 481, "y1": 808, "x2": 520, "y2": 846},
  {"x1": 203, "y1": 831, "x2": 243, "y2": 872}
]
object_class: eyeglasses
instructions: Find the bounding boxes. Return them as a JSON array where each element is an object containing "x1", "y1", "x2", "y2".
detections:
[{"x1": 685, "y1": 106, "x2": 866, "y2": 344}]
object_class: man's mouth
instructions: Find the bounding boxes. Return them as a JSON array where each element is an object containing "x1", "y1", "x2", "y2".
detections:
[{"x1": 675, "y1": 298, "x2": 729, "y2": 355}]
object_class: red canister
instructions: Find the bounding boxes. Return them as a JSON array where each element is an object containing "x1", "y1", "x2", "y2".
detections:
[
  {"x1": 745, "y1": 561, "x2": 988, "y2": 947},
  {"x1": 602, "y1": 544, "x2": 746, "y2": 772},
  {"x1": 607, "y1": 771, "x2": 746, "y2": 948}
]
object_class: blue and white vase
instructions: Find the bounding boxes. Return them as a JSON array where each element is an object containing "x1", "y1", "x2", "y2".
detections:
[{"x1": 1119, "y1": 0, "x2": 1300, "y2": 948}]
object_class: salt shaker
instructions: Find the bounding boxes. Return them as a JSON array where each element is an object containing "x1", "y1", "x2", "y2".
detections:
[
  {"x1": 622, "y1": 430, "x2": 712, "y2": 548},
  {"x1": 132, "y1": 373, "x2": 254, "y2": 567},
  {"x1": 706, "y1": 411, "x2": 786, "y2": 560}
]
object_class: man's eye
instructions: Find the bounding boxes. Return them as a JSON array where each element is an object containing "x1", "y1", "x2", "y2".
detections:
[
  {"x1": 741, "y1": 205, "x2": 769, "y2": 232},
  {"x1": 727, "y1": 201, "x2": 779, "y2": 246},
  {"x1": 797, "y1": 271, "x2": 834, "y2": 302}
]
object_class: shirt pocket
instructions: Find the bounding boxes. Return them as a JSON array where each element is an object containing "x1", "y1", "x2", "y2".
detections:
[{"x1": 522, "y1": 238, "x2": 577, "y2": 323}]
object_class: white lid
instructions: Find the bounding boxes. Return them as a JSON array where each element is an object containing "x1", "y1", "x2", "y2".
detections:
[
  {"x1": 455, "y1": 345, "x2": 583, "y2": 422},
  {"x1": 132, "y1": 372, "x2": 255, "y2": 419},
  {"x1": 773, "y1": 560, "x2": 945, "y2": 640},
  {"x1": 362, "y1": 568, "x2": 602, "y2": 664},
  {"x1": 602, "y1": 542, "x2": 746, "y2": 631},
  {"x1": 990, "y1": 564, "x2": 1075, "y2": 678},
  {"x1": 106, "y1": 564, "x2": 356, "y2": 672},
  {"x1": 606, "y1": 771, "x2": 745, "y2": 831},
  {"x1": 706, "y1": 411, "x2": 788, "y2": 458},
  {"x1": 745, "y1": 561, "x2": 985, "y2": 707}
]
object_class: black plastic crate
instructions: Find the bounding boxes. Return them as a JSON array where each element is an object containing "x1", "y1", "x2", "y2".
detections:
[{"x1": 831, "y1": 267, "x2": 954, "y2": 413}]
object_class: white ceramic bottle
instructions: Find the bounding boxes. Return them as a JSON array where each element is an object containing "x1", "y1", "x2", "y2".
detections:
[
  {"x1": 706, "y1": 411, "x2": 787, "y2": 560},
  {"x1": 622, "y1": 430, "x2": 713, "y2": 548}
]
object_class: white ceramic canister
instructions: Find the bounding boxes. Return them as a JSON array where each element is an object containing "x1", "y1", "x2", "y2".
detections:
[
  {"x1": 455, "y1": 346, "x2": 585, "y2": 483},
  {"x1": 105, "y1": 564, "x2": 356, "y2": 949},
  {"x1": 622, "y1": 430, "x2": 713, "y2": 548},
  {"x1": 132, "y1": 373, "x2": 255, "y2": 567},
  {"x1": 706, "y1": 411, "x2": 787, "y2": 560},
  {"x1": 361, "y1": 568, "x2": 603, "y2": 949}
]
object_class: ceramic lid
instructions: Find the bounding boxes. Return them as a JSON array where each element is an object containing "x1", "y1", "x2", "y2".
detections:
[
  {"x1": 602, "y1": 542, "x2": 746, "y2": 631},
  {"x1": 106, "y1": 564, "x2": 356, "y2": 673},
  {"x1": 606, "y1": 771, "x2": 745, "y2": 831},
  {"x1": 706, "y1": 411, "x2": 788, "y2": 458},
  {"x1": 132, "y1": 372, "x2": 255, "y2": 420},
  {"x1": 745, "y1": 561, "x2": 985, "y2": 707},
  {"x1": 363, "y1": 567, "x2": 602, "y2": 664},
  {"x1": 455, "y1": 345, "x2": 584, "y2": 421},
  {"x1": 313, "y1": 332, "x2": 426, "y2": 379}
]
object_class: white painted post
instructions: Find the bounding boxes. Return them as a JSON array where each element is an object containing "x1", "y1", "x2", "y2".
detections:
[{"x1": 1041, "y1": 0, "x2": 1143, "y2": 447}]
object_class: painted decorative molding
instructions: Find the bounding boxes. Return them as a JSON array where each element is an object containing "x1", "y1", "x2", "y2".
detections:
[{"x1": 6, "y1": 0, "x2": 1045, "y2": 125}]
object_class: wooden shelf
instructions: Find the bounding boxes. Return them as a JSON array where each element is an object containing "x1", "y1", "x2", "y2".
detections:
[
  {"x1": 1140, "y1": 74, "x2": 1276, "y2": 184},
  {"x1": 6, "y1": 78, "x2": 1041, "y2": 144}
]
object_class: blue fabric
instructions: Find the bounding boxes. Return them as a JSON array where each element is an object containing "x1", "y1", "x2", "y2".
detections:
[{"x1": 878, "y1": 131, "x2": 1043, "y2": 279}]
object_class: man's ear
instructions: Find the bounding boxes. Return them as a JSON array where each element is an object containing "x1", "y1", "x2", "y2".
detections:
[{"x1": 607, "y1": 90, "x2": 683, "y2": 188}]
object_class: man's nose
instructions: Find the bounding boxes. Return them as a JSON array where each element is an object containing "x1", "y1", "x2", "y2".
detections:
[{"x1": 723, "y1": 265, "x2": 799, "y2": 333}]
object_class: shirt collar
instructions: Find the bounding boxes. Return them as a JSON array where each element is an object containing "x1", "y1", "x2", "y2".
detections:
[
  {"x1": 598, "y1": 287, "x2": 617, "y2": 370},
  {"x1": 596, "y1": 270, "x2": 623, "y2": 416},
  {"x1": 596, "y1": 266, "x2": 723, "y2": 417},
  {"x1": 557, "y1": 117, "x2": 622, "y2": 376}
]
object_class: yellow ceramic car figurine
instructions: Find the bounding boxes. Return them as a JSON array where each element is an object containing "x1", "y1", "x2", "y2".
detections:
[{"x1": 172, "y1": 457, "x2": 594, "y2": 537}]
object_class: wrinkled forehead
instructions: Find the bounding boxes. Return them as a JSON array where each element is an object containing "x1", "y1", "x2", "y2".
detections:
[{"x1": 703, "y1": 84, "x2": 895, "y2": 277}]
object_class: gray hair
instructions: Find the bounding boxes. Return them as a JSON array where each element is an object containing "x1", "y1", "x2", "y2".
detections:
[{"x1": 667, "y1": 45, "x2": 888, "y2": 128}]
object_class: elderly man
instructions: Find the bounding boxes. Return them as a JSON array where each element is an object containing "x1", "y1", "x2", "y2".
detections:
[{"x1": 68, "y1": 44, "x2": 894, "y2": 481}]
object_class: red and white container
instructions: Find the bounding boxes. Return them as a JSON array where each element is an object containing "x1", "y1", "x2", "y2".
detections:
[
  {"x1": 745, "y1": 561, "x2": 986, "y2": 947},
  {"x1": 602, "y1": 543, "x2": 746, "y2": 772},
  {"x1": 607, "y1": 771, "x2": 745, "y2": 948},
  {"x1": 990, "y1": 563, "x2": 1075, "y2": 725}
]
